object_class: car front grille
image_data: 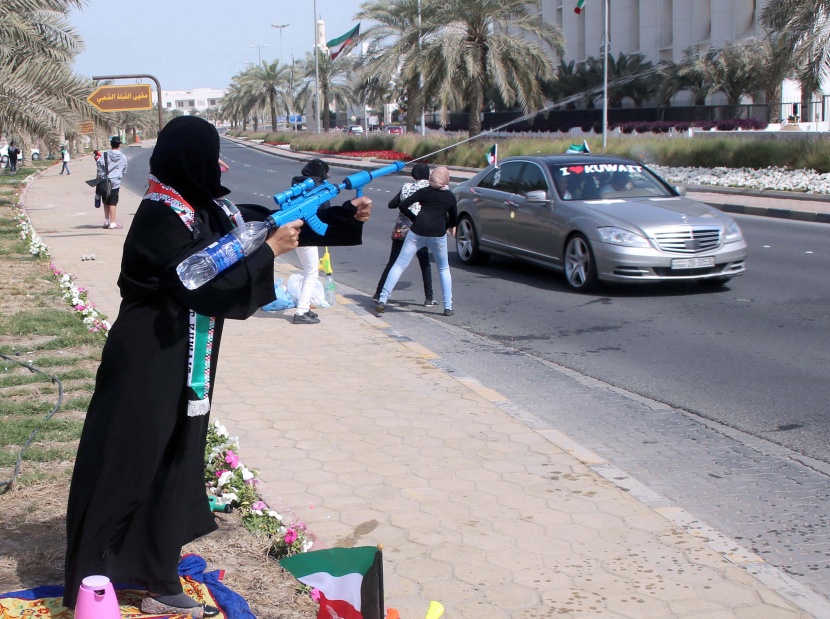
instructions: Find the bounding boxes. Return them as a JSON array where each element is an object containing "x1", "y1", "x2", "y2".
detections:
[{"x1": 650, "y1": 226, "x2": 722, "y2": 254}]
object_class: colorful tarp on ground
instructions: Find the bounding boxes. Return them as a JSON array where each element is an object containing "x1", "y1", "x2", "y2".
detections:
[{"x1": 0, "y1": 554, "x2": 254, "y2": 619}]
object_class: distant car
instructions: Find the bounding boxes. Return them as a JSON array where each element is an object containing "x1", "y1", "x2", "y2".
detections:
[
  {"x1": 386, "y1": 126, "x2": 404, "y2": 134},
  {"x1": 452, "y1": 154, "x2": 747, "y2": 292},
  {"x1": 348, "y1": 125, "x2": 364, "y2": 135}
]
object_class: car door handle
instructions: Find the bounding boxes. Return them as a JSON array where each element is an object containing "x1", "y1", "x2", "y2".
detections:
[{"x1": 506, "y1": 200, "x2": 518, "y2": 208}]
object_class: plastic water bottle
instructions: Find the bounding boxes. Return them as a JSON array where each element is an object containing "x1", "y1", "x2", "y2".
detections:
[
  {"x1": 324, "y1": 273, "x2": 336, "y2": 306},
  {"x1": 94, "y1": 194, "x2": 101, "y2": 208},
  {"x1": 176, "y1": 220, "x2": 274, "y2": 290}
]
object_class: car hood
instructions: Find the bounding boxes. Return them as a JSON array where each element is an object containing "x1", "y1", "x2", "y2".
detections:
[{"x1": 575, "y1": 196, "x2": 728, "y2": 229}]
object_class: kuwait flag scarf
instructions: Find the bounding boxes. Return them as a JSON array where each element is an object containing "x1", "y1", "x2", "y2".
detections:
[
  {"x1": 280, "y1": 546, "x2": 384, "y2": 619},
  {"x1": 327, "y1": 24, "x2": 361, "y2": 60}
]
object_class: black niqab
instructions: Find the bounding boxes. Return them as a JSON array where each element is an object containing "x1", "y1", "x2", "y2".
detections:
[{"x1": 150, "y1": 116, "x2": 230, "y2": 207}]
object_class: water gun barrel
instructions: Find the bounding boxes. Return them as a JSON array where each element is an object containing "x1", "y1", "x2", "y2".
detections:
[{"x1": 343, "y1": 161, "x2": 406, "y2": 196}]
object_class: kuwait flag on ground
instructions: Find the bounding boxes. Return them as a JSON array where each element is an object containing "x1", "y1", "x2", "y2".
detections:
[
  {"x1": 327, "y1": 24, "x2": 361, "y2": 60},
  {"x1": 280, "y1": 546, "x2": 383, "y2": 619}
]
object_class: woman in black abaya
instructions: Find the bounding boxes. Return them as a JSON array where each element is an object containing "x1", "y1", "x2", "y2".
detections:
[{"x1": 63, "y1": 116, "x2": 371, "y2": 617}]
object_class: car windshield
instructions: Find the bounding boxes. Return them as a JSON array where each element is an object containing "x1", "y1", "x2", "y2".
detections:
[{"x1": 550, "y1": 161, "x2": 674, "y2": 201}]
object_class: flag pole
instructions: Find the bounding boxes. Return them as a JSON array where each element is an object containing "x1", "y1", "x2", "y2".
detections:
[
  {"x1": 602, "y1": 0, "x2": 609, "y2": 152},
  {"x1": 377, "y1": 544, "x2": 385, "y2": 619}
]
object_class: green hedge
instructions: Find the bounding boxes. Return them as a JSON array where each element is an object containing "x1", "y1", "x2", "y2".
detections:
[{"x1": 228, "y1": 130, "x2": 830, "y2": 173}]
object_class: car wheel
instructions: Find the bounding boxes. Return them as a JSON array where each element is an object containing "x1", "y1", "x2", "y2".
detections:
[
  {"x1": 564, "y1": 233, "x2": 598, "y2": 292},
  {"x1": 455, "y1": 216, "x2": 489, "y2": 265}
]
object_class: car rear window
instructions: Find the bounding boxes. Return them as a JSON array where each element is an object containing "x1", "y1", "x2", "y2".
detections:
[{"x1": 550, "y1": 162, "x2": 674, "y2": 200}]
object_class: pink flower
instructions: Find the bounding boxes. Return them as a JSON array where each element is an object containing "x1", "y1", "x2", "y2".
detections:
[
  {"x1": 215, "y1": 469, "x2": 228, "y2": 477},
  {"x1": 284, "y1": 528, "x2": 298, "y2": 544},
  {"x1": 251, "y1": 500, "x2": 268, "y2": 511},
  {"x1": 310, "y1": 589, "x2": 320, "y2": 602},
  {"x1": 224, "y1": 450, "x2": 240, "y2": 468}
]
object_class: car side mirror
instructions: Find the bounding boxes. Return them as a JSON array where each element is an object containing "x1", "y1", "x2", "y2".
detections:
[
  {"x1": 525, "y1": 190, "x2": 548, "y2": 202},
  {"x1": 675, "y1": 185, "x2": 687, "y2": 196}
]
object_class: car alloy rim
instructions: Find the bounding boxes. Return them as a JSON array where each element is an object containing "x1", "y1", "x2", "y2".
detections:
[
  {"x1": 457, "y1": 220, "x2": 473, "y2": 261},
  {"x1": 565, "y1": 238, "x2": 589, "y2": 287}
]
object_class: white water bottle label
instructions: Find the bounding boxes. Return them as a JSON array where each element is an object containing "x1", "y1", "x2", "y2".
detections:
[{"x1": 204, "y1": 234, "x2": 245, "y2": 272}]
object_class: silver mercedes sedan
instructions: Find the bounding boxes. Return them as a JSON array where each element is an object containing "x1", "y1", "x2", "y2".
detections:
[{"x1": 453, "y1": 154, "x2": 747, "y2": 292}]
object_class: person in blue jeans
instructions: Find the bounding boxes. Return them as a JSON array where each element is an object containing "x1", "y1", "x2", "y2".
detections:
[{"x1": 376, "y1": 166, "x2": 457, "y2": 316}]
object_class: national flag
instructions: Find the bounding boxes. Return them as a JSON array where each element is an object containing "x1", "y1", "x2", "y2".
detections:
[
  {"x1": 280, "y1": 546, "x2": 383, "y2": 619},
  {"x1": 574, "y1": 0, "x2": 586, "y2": 13},
  {"x1": 327, "y1": 24, "x2": 361, "y2": 61},
  {"x1": 486, "y1": 144, "x2": 498, "y2": 167},
  {"x1": 565, "y1": 140, "x2": 591, "y2": 154}
]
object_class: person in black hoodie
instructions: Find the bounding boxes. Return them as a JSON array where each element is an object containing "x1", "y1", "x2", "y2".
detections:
[
  {"x1": 376, "y1": 166, "x2": 457, "y2": 316},
  {"x1": 63, "y1": 118, "x2": 371, "y2": 618}
]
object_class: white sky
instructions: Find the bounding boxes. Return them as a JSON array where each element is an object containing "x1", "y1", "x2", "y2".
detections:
[{"x1": 69, "y1": 0, "x2": 366, "y2": 90}]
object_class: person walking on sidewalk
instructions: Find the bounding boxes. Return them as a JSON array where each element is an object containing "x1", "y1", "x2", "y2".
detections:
[
  {"x1": 289, "y1": 159, "x2": 328, "y2": 324},
  {"x1": 59, "y1": 147, "x2": 71, "y2": 175},
  {"x1": 373, "y1": 163, "x2": 437, "y2": 306},
  {"x1": 63, "y1": 116, "x2": 373, "y2": 618},
  {"x1": 376, "y1": 166, "x2": 457, "y2": 316},
  {"x1": 7, "y1": 141, "x2": 20, "y2": 173},
  {"x1": 97, "y1": 136, "x2": 128, "y2": 229}
]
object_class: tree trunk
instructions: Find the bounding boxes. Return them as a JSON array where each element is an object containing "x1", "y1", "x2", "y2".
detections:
[{"x1": 270, "y1": 91, "x2": 277, "y2": 132}]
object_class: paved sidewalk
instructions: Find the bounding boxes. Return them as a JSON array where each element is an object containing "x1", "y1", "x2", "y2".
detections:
[{"x1": 20, "y1": 155, "x2": 828, "y2": 618}]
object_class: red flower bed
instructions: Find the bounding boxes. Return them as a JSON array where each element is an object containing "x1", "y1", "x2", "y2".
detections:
[{"x1": 318, "y1": 150, "x2": 413, "y2": 161}]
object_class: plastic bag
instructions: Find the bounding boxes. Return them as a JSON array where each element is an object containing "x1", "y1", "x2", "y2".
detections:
[
  {"x1": 261, "y1": 278, "x2": 295, "y2": 312},
  {"x1": 287, "y1": 272, "x2": 329, "y2": 308}
]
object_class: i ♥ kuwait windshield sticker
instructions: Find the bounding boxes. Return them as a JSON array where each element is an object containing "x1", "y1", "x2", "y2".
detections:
[{"x1": 560, "y1": 163, "x2": 642, "y2": 175}]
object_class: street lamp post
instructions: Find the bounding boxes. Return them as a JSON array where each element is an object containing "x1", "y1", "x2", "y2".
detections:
[
  {"x1": 250, "y1": 44, "x2": 269, "y2": 65},
  {"x1": 313, "y1": 0, "x2": 321, "y2": 134},
  {"x1": 602, "y1": 0, "x2": 609, "y2": 152},
  {"x1": 418, "y1": 0, "x2": 425, "y2": 136},
  {"x1": 271, "y1": 23, "x2": 289, "y2": 66}
]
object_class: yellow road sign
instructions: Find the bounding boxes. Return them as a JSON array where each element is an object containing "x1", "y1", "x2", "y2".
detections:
[
  {"x1": 87, "y1": 84, "x2": 153, "y2": 112},
  {"x1": 79, "y1": 121, "x2": 95, "y2": 134}
]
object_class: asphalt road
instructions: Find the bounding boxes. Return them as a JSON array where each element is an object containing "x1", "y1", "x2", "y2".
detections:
[{"x1": 123, "y1": 140, "x2": 830, "y2": 464}]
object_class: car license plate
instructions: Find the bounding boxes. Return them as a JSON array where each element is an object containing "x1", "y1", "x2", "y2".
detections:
[{"x1": 671, "y1": 256, "x2": 716, "y2": 269}]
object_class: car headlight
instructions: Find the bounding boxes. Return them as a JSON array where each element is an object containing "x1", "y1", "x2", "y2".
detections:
[
  {"x1": 597, "y1": 227, "x2": 650, "y2": 247},
  {"x1": 724, "y1": 221, "x2": 743, "y2": 243}
]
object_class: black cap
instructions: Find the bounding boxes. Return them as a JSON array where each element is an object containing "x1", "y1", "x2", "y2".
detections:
[{"x1": 110, "y1": 136, "x2": 122, "y2": 145}]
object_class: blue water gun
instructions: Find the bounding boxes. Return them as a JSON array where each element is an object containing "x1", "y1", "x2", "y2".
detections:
[
  {"x1": 176, "y1": 161, "x2": 407, "y2": 290},
  {"x1": 268, "y1": 160, "x2": 406, "y2": 233}
]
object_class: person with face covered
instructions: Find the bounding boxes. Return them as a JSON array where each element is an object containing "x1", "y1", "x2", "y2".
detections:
[
  {"x1": 62, "y1": 116, "x2": 372, "y2": 618},
  {"x1": 376, "y1": 166, "x2": 457, "y2": 316}
]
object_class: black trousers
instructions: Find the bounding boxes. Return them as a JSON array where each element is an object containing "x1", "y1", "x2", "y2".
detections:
[{"x1": 375, "y1": 238, "x2": 433, "y2": 300}]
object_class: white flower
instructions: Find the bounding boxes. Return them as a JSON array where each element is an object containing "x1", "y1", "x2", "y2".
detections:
[
  {"x1": 302, "y1": 539, "x2": 314, "y2": 552},
  {"x1": 241, "y1": 468, "x2": 254, "y2": 481},
  {"x1": 268, "y1": 510, "x2": 283, "y2": 520},
  {"x1": 217, "y1": 471, "x2": 235, "y2": 487}
]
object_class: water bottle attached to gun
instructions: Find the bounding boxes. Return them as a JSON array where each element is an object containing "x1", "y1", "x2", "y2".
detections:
[{"x1": 177, "y1": 161, "x2": 406, "y2": 290}]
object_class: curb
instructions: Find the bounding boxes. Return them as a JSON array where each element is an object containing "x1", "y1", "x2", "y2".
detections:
[{"x1": 699, "y1": 200, "x2": 830, "y2": 224}]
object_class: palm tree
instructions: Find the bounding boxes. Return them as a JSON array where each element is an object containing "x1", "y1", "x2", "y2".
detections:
[
  {"x1": 607, "y1": 53, "x2": 658, "y2": 108},
  {"x1": 1, "y1": 0, "x2": 101, "y2": 152},
  {"x1": 295, "y1": 50, "x2": 358, "y2": 130},
  {"x1": 410, "y1": 0, "x2": 564, "y2": 136},
  {"x1": 674, "y1": 47, "x2": 718, "y2": 106},
  {"x1": 756, "y1": 35, "x2": 796, "y2": 123},
  {"x1": 238, "y1": 61, "x2": 294, "y2": 132},
  {"x1": 356, "y1": 0, "x2": 437, "y2": 132},
  {"x1": 710, "y1": 40, "x2": 764, "y2": 107},
  {"x1": 761, "y1": 0, "x2": 829, "y2": 121}
]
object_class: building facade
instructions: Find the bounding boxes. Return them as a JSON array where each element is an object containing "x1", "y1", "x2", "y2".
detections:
[{"x1": 151, "y1": 88, "x2": 225, "y2": 114}]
